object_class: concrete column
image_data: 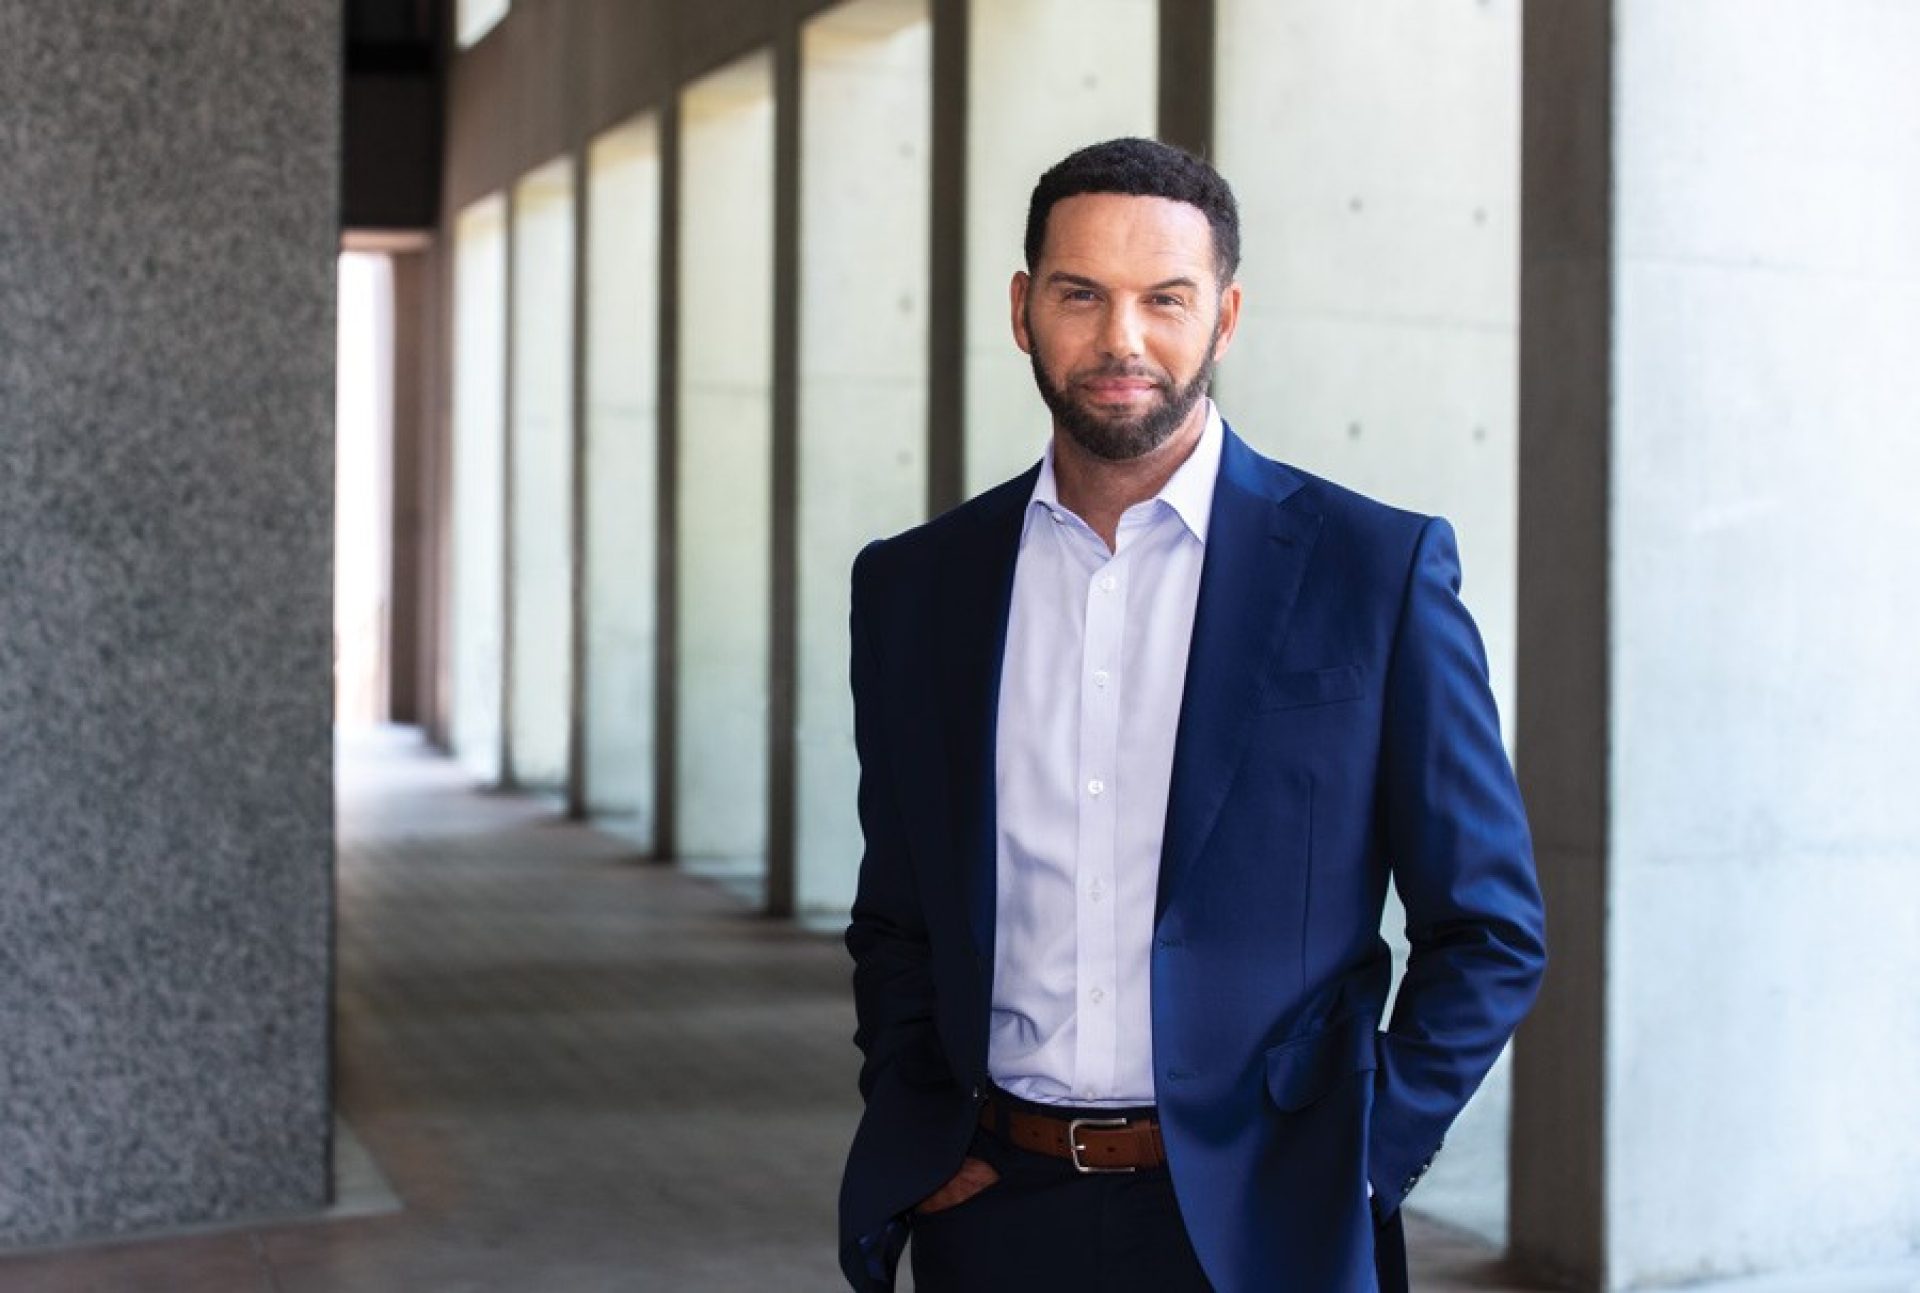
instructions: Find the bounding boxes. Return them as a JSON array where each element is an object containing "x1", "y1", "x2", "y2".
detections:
[
  {"x1": 769, "y1": 17, "x2": 803, "y2": 919},
  {"x1": 581, "y1": 115, "x2": 663, "y2": 836},
  {"x1": 676, "y1": 52, "x2": 775, "y2": 866},
  {"x1": 451, "y1": 193, "x2": 510, "y2": 782},
  {"x1": 793, "y1": 0, "x2": 933, "y2": 921},
  {"x1": 1514, "y1": 4, "x2": 1920, "y2": 1287},
  {"x1": 962, "y1": 0, "x2": 1159, "y2": 495},
  {"x1": 0, "y1": 1, "x2": 337, "y2": 1248},
  {"x1": 507, "y1": 158, "x2": 578, "y2": 792},
  {"x1": 389, "y1": 249, "x2": 431, "y2": 725},
  {"x1": 1214, "y1": 0, "x2": 1521, "y2": 732}
]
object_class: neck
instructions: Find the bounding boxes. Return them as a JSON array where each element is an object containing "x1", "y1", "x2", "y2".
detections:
[{"x1": 1052, "y1": 401, "x2": 1209, "y2": 551}]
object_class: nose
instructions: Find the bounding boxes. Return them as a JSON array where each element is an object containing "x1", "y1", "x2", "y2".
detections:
[{"x1": 1099, "y1": 300, "x2": 1143, "y2": 361}]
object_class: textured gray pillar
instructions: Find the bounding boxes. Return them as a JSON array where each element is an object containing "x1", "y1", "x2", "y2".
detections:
[{"x1": 0, "y1": 2, "x2": 338, "y2": 1250}]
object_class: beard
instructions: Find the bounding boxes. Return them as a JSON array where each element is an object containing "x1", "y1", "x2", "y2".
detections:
[{"x1": 1027, "y1": 309, "x2": 1223, "y2": 463}]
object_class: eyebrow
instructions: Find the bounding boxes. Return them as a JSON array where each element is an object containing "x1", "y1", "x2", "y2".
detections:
[{"x1": 1044, "y1": 272, "x2": 1201, "y2": 294}]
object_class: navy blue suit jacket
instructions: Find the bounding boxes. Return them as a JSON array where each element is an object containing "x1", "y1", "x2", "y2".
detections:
[{"x1": 839, "y1": 426, "x2": 1546, "y2": 1291}]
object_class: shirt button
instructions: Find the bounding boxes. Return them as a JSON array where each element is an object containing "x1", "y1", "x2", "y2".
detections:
[
  {"x1": 1087, "y1": 779, "x2": 1105, "y2": 797},
  {"x1": 1098, "y1": 575, "x2": 1118, "y2": 593},
  {"x1": 1092, "y1": 669, "x2": 1110, "y2": 689},
  {"x1": 1090, "y1": 988, "x2": 1105, "y2": 1004}
]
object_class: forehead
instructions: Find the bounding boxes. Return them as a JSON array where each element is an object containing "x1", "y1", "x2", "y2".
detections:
[{"x1": 1037, "y1": 193, "x2": 1218, "y2": 284}]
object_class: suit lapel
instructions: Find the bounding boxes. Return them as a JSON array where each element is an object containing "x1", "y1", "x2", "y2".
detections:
[
  {"x1": 936, "y1": 468, "x2": 1035, "y2": 971},
  {"x1": 1157, "y1": 430, "x2": 1320, "y2": 915}
]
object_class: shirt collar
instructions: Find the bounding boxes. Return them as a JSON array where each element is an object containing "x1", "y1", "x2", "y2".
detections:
[{"x1": 1027, "y1": 399, "x2": 1225, "y2": 545}]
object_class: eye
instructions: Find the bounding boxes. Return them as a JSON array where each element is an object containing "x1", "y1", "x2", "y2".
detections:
[
  {"x1": 1061, "y1": 288, "x2": 1098, "y2": 303},
  {"x1": 1148, "y1": 293, "x2": 1187, "y2": 309}
]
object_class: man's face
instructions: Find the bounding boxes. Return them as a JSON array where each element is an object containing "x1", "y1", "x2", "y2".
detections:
[{"x1": 1012, "y1": 193, "x2": 1241, "y2": 462}]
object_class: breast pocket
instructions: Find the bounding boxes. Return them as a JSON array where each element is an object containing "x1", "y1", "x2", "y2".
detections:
[{"x1": 1258, "y1": 664, "x2": 1364, "y2": 713}]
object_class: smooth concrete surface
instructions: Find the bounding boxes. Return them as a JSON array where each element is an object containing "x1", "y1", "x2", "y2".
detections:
[
  {"x1": 0, "y1": 0, "x2": 337, "y2": 1248},
  {"x1": 675, "y1": 52, "x2": 775, "y2": 863},
  {"x1": 1515, "y1": 3, "x2": 1920, "y2": 1287},
  {"x1": 507, "y1": 158, "x2": 578, "y2": 791},
  {"x1": 450, "y1": 194, "x2": 510, "y2": 783},
  {"x1": 962, "y1": 0, "x2": 1159, "y2": 496},
  {"x1": 1214, "y1": 0, "x2": 1521, "y2": 736},
  {"x1": 582, "y1": 115, "x2": 663, "y2": 833},
  {"x1": 0, "y1": 729, "x2": 1561, "y2": 1290},
  {"x1": 794, "y1": 0, "x2": 931, "y2": 920},
  {"x1": 1605, "y1": 3, "x2": 1920, "y2": 1284}
]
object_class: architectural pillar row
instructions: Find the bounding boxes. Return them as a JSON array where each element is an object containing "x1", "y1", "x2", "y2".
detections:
[{"x1": 438, "y1": 1, "x2": 1919, "y2": 1286}]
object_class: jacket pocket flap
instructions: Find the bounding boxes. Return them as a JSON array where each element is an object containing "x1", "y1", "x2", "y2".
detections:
[
  {"x1": 1264, "y1": 1015, "x2": 1379, "y2": 1112},
  {"x1": 1259, "y1": 665, "x2": 1364, "y2": 711}
]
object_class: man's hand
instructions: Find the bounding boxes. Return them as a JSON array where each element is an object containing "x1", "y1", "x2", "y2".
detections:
[{"x1": 912, "y1": 1156, "x2": 1000, "y2": 1215}]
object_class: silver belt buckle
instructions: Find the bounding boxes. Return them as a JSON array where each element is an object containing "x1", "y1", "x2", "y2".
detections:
[{"x1": 1067, "y1": 1115, "x2": 1136, "y2": 1174}]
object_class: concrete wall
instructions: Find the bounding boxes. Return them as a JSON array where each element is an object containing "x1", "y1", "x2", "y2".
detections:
[
  {"x1": 450, "y1": 194, "x2": 509, "y2": 782},
  {"x1": 1214, "y1": 0, "x2": 1520, "y2": 732},
  {"x1": 1605, "y1": 2, "x2": 1920, "y2": 1283},
  {"x1": 508, "y1": 157, "x2": 577, "y2": 790},
  {"x1": 583, "y1": 116, "x2": 662, "y2": 829},
  {"x1": 676, "y1": 53, "x2": 776, "y2": 862},
  {"x1": 1514, "y1": 2, "x2": 1920, "y2": 1286},
  {"x1": 794, "y1": 0, "x2": 932, "y2": 917},
  {"x1": 962, "y1": 0, "x2": 1159, "y2": 495},
  {"x1": 0, "y1": 1, "x2": 337, "y2": 1248}
]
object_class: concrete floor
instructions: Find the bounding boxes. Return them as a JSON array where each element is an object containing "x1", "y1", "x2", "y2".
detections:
[{"x1": 0, "y1": 727, "x2": 1548, "y2": 1292}]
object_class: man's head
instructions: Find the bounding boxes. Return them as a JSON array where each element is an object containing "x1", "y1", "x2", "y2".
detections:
[
  {"x1": 1013, "y1": 139, "x2": 1243, "y2": 463},
  {"x1": 1024, "y1": 136, "x2": 1241, "y2": 285}
]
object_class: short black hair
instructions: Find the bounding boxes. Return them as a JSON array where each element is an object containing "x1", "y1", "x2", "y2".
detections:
[{"x1": 1024, "y1": 137, "x2": 1241, "y2": 284}]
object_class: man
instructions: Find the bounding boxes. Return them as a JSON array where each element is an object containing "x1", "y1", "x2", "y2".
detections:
[{"x1": 839, "y1": 137, "x2": 1545, "y2": 1292}]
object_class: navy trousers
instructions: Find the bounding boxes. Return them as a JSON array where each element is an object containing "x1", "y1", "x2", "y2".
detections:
[{"x1": 907, "y1": 1122, "x2": 1213, "y2": 1293}]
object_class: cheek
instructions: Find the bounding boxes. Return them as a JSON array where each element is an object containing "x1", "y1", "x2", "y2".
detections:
[
  {"x1": 1037, "y1": 328, "x2": 1092, "y2": 372},
  {"x1": 1150, "y1": 331, "x2": 1212, "y2": 375}
]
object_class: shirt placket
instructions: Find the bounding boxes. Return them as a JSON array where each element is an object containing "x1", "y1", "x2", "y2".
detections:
[{"x1": 1071, "y1": 546, "x2": 1127, "y2": 1101}]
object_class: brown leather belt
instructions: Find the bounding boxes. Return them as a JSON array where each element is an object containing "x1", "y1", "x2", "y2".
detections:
[{"x1": 979, "y1": 1091, "x2": 1168, "y2": 1173}]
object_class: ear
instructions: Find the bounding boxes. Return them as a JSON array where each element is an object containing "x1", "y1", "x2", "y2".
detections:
[
  {"x1": 1010, "y1": 270, "x2": 1033, "y2": 355},
  {"x1": 1210, "y1": 279, "x2": 1244, "y2": 364}
]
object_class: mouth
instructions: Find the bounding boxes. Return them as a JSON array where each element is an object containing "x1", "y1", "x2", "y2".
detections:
[{"x1": 1076, "y1": 375, "x2": 1164, "y2": 404}]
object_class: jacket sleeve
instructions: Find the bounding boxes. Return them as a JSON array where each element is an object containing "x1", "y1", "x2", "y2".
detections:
[
  {"x1": 1368, "y1": 517, "x2": 1548, "y2": 1217},
  {"x1": 843, "y1": 541, "x2": 942, "y2": 1100}
]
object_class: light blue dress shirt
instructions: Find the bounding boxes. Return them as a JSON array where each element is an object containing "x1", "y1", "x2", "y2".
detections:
[{"x1": 988, "y1": 402, "x2": 1224, "y2": 1107}]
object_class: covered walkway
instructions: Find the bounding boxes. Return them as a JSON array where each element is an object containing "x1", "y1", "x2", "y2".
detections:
[{"x1": 0, "y1": 730, "x2": 1531, "y2": 1291}]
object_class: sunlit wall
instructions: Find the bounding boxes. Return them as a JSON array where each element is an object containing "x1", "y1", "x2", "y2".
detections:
[
  {"x1": 450, "y1": 193, "x2": 508, "y2": 782},
  {"x1": 795, "y1": 0, "x2": 931, "y2": 916},
  {"x1": 676, "y1": 53, "x2": 775, "y2": 863},
  {"x1": 962, "y1": 0, "x2": 1158, "y2": 495},
  {"x1": 583, "y1": 115, "x2": 662, "y2": 834},
  {"x1": 508, "y1": 157, "x2": 577, "y2": 790}
]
